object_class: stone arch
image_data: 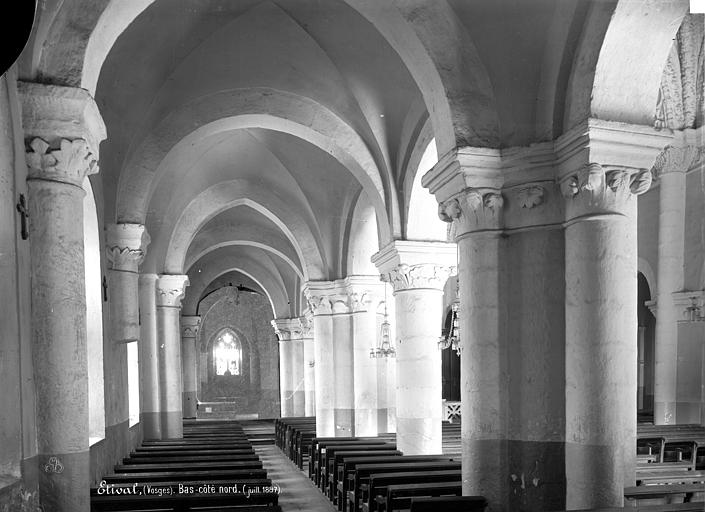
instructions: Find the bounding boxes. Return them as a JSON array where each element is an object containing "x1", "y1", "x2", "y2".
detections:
[
  {"x1": 638, "y1": 257, "x2": 658, "y2": 298},
  {"x1": 184, "y1": 254, "x2": 290, "y2": 319},
  {"x1": 342, "y1": 0, "x2": 500, "y2": 153},
  {"x1": 344, "y1": 190, "x2": 380, "y2": 276},
  {"x1": 115, "y1": 88, "x2": 393, "y2": 244},
  {"x1": 187, "y1": 241, "x2": 303, "y2": 283},
  {"x1": 161, "y1": 182, "x2": 325, "y2": 279},
  {"x1": 406, "y1": 138, "x2": 447, "y2": 241},
  {"x1": 564, "y1": 0, "x2": 689, "y2": 130}
]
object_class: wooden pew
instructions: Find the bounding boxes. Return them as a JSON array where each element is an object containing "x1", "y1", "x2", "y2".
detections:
[
  {"x1": 363, "y1": 470, "x2": 461, "y2": 512},
  {"x1": 347, "y1": 459, "x2": 460, "y2": 512},
  {"x1": 410, "y1": 496, "x2": 488, "y2": 512},
  {"x1": 102, "y1": 468, "x2": 268, "y2": 483},
  {"x1": 318, "y1": 443, "x2": 397, "y2": 491},
  {"x1": 625, "y1": 483, "x2": 705, "y2": 505},
  {"x1": 374, "y1": 481, "x2": 462, "y2": 512},
  {"x1": 325, "y1": 449, "x2": 402, "y2": 502},
  {"x1": 309, "y1": 438, "x2": 393, "y2": 483},
  {"x1": 122, "y1": 453, "x2": 260, "y2": 465},
  {"x1": 114, "y1": 460, "x2": 263, "y2": 473}
]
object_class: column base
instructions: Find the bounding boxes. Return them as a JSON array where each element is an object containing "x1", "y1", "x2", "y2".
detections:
[
  {"x1": 161, "y1": 410, "x2": 183, "y2": 439},
  {"x1": 37, "y1": 450, "x2": 89, "y2": 512}
]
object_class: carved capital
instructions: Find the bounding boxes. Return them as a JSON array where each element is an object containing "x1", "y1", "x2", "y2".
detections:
[
  {"x1": 181, "y1": 316, "x2": 201, "y2": 338},
  {"x1": 651, "y1": 144, "x2": 702, "y2": 179},
  {"x1": 271, "y1": 318, "x2": 304, "y2": 341},
  {"x1": 156, "y1": 274, "x2": 189, "y2": 308},
  {"x1": 106, "y1": 223, "x2": 151, "y2": 271},
  {"x1": 382, "y1": 263, "x2": 455, "y2": 292},
  {"x1": 560, "y1": 163, "x2": 651, "y2": 219},
  {"x1": 25, "y1": 138, "x2": 98, "y2": 187},
  {"x1": 438, "y1": 188, "x2": 503, "y2": 235},
  {"x1": 297, "y1": 315, "x2": 314, "y2": 338}
]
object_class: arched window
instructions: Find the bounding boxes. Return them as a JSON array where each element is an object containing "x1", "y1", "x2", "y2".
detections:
[{"x1": 214, "y1": 330, "x2": 242, "y2": 376}]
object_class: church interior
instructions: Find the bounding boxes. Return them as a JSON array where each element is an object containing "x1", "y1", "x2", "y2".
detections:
[{"x1": 0, "y1": 1, "x2": 704, "y2": 511}]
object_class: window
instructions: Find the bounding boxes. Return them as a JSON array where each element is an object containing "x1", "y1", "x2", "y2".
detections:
[{"x1": 214, "y1": 330, "x2": 242, "y2": 376}]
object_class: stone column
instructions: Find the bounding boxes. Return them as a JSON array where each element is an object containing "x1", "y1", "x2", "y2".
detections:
[
  {"x1": 300, "y1": 314, "x2": 316, "y2": 417},
  {"x1": 652, "y1": 141, "x2": 699, "y2": 424},
  {"x1": 156, "y1": 275, "x2": 189, "y2": 438},
  {"x1": 272, "y1": 318, "x2": 301, "y2": 417},
  {"x1": 349, "y1": 277, "x2": 385, "y2": 437},
  {"x1": 181, "y1": 316, "x2": 201, "y2": 419},
  {"x1": 305, "y1": 284, "x2": 336, "y2": 436},
  {"x1": 20, "y1": 82, "x2": 106, "y2": 512},
  {"x1": 373, "y1": 242, "x2": 456, "y2": 455},
  {"x1": 138, "y1": 273, "x2": 161, "y2": 439},
  {"x1": 561, "y1": 163, "x2": 653, "y2": 508},
  {"x1": 105, "y1": 224, "x2": 150, "y2": 453}
]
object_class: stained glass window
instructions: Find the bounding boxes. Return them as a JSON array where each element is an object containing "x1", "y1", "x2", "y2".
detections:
[{"x1": 214, "y1": 330, "x2": 241, "y2": 376}]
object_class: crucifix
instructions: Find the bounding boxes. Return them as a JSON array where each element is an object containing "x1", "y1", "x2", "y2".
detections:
[{"x1": 16, "y1": 194, "x2": 29, "y2": 240}]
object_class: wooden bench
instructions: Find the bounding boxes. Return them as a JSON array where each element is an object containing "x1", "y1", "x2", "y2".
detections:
[
  {"x1": 363, "y1": 470, "x2": 461, "y2": 512},
  {"x1": 374, "y1": 481, "x2": 462, "y2": 512},
  {"x1": 320, "y1": 444, "x2": 397, "y2": 493},
  {"x1": 347, "y1": 459, "x2": 460, "y2": 512},
  {"x1": 625, "y1": 483, "x2": 705, "y2": 505},
  {"x1": 122, "y1": 454, "x2": 260, "y2": 465},
  {"x1": 310, "y1": 438, "x2": 394, "y2": 484},
  {"x1": 409, "y1": 496, "x2": 488, "y2": 512},
  {"x1": 114, "y1": 460, "x2": 263, "y2": 473},
  {"x1": 326, "y1": 449, "x2": 402, "y2": 502},
  {"x1": 102, "y1": 468, "x2": 268, "y2": 483}
]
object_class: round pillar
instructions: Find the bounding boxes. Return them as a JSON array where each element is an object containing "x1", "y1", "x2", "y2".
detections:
[
  {"x1": 382, "y1": 262, "x2": 453, "y2": 455},
  {"x1": 156, "y1": 275, "x2": 189, "y2": 439},
  {"x1": 562, "y1": 164, "x2": 650, "y2": 508},
  {"x1": 181, "y1": 316, "x2": 201, "y2": 419},
  {"x1": 351, "y1": 288, "x2": 382, "y2": 437},
  {"x1": 652, "y1": 146, "x2": 692, "y2": 424},
  {"x1": 307, "y1": 293, "x2": 335, "y2": 436},
  {"x1": 301, "y1": 316, "x2": 316, "y2": 417},
  {"x1": 291, "y1": 337, "x2": 306, "y2": 416},
  {"x1": 138, "y1": 273, "x2": 161, "y2": 439},
  {"x1": 105, "y1": 223, "x2": 150, "y2": 452}
]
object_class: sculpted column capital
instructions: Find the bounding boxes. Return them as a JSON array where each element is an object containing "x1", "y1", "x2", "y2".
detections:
[
  {"x1": 271, "y1": 318, "x2": 304, "y2": 342},
  {"x1": 438, "y1": 187, "x2": 504, "y2": 235},
  {"x1": 156, "y1": 274, "x2": 190, "y2": 308},
  {"x1": 25, "y1": 137, "x2": 98, "y2": 187},
  {"x1": 559, "y1": 163, "x2": 652, "y2": 220},
  {"x1": 180, "y1": 316, "x2": 201, "y2": 339},
  {"x1": 651, "y1": 142, "x2": 702, "y2": 179},
  {"x1": 20, "y1": 82, "x2": 106, "y2": 187},
  {"x1": 298, "y1": 315, "x2": 314, "y2": 338},
  {"x1": 106, "y1": 223, "x2": 151, "y2": 272},
  {"x1": 381, "y1": 263, "x2": 455, "y2": 293}
]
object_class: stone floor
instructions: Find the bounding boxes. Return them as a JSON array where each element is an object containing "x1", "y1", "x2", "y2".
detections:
[{"x1": 255, "y1": 445, "x2": 336, "y2": 512}]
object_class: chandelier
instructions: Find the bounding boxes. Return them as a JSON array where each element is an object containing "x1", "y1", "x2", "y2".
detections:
[
  {"x1": 370, "y1": 283, "x2": 396, "y2": 358},
  {"x1": 439, "y1": 300, "x2": 461, "y2": 355}
]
